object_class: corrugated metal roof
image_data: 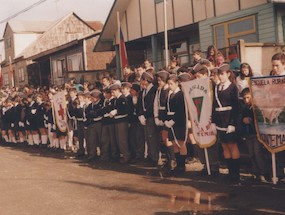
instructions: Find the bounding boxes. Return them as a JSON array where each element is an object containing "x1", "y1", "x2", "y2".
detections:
[{"x1": 8, "y1": 20, "x2": 55, "y2": 33}]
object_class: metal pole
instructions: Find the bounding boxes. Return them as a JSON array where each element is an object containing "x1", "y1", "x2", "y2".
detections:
[{"x1": 163, "y1": 0, "x2": 169, "y2": 68}]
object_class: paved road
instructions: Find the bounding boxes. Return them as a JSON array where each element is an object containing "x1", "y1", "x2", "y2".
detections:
[{"x1": 0, "y1": 144, "x2": 284, "y2": 215}]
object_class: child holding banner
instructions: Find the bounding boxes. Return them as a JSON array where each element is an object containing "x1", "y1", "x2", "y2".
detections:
[
  {"x1": 212, "y1": 64, "x2": 240, "y2": 184},
  {"x1": 241, "y1": 88, "x2": 269, "y2": 182}
]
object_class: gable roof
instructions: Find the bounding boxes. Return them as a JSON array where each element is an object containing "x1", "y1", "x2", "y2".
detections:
[
  {"x1": 15, "y1": 12, "x2": 96, "y2": 60},
  {"x1": 3, "y1": 20, "x2": 54, "y2": 36}
]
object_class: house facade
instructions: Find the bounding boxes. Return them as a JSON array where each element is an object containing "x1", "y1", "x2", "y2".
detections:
[
  {"x1": 94, "y1": 0, "x2": 285, "y2": 75},
  {"x1": 2, "y1": 13, "x2": 115, "y2": 87},
  {"x1": 1, "y1": 20, "x2": 54, "y2": 87}
]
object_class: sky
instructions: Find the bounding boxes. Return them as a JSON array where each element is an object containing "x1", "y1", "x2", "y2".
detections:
[{"x1": 0, "y1": 0, "x2": 115, "y2": 37}]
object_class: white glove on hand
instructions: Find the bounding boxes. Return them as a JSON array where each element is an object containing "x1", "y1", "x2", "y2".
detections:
[
  {"x1": 155, "y1": 118, "x2": 164, "y2": 126},
  {"x1": 11, "y1": 123, "x2": 14, "y2": 128},
  {"x1": 211, "y1": 123, "x2": 217, "y2": 135},
  {"x1": 31, "y1": 109, "x2": 37, "y2": 114},
  {"x1": 226, "y1": 125, "x2": 235, "y2": 134},
  {"x1": 165, "y1": 120, "x2": 175, "y2": 128},
  {"x1": 109, "y1": 109, "x2": 118, "y2": 117},
  {"x1": 26, "y1": 120, "x2": 30, "y2": 125},
  {"x1": 52, "y1": 124, "x2": 56, "y2": 130},
  {"x1": 138, "y1": 115, "x2": 146, "y2": 126}
]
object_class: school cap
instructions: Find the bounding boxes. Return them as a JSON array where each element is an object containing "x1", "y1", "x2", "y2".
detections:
[
  {"x1": 109, "y1": 83, "x2": 121, "y2": 90},
  {"x1": 141, "y1": 71, "x2": 154, "y2": 82},
  {"x1": 121, "y1": 82, "x2": 132, "y2": 88},
  {"x1": 210, "y1": 67, "x2": 218, "y2": 75},
  {"x1": 193, "y1": 63, "x2": 208, "y2": 74},
  {"x1": 102, "y1": 86, "x2": 111, "y2": 93},
  {"x1": 156, "y1": 70, "x2": 169, "y2": 83},
  {"x1": 90, "y1": 89, "x2": 102, "y2": 98},
  {"x1": 131, "y1": 83, "x2": 141, "y2": 92},
  {"x1": 177, "y1": 73, "x2": 193, "y2": 82},
  {"x1": 200, "y1": 58, "x2": 211, "y2": 66},
  {"x1": 218, "y1": 64, "x2": 230, "y2": 73},
  {"x1": 168, "y1": 74, "x2": 178, "y2": 82}
]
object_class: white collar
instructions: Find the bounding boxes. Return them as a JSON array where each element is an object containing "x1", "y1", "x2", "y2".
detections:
[
  {"x1": 116, "y1": 92, "x2": 122, "y2": 98},
  {"x1": 219, "y1": 80, "x2": 231, "y2": 90}
]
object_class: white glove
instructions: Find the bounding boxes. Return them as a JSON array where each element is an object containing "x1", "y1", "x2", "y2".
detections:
[
  {"x1": 165, "y1": 120, "x2": 175, "y2": 128},
  {"x1": 11, "y1": 123, "x2": 14, "y2": 128},
  {"x1": 226, "y1": 125, "x2": 235, "y2": 134},
  {"x1": 187, "y1": 120, "x2": 191, "y2": 129},
  {"x1": 158, "y1": 120, "x2": 164, "y2": 126},
  {"x1": 155, "y1": 118, "x2": 164, "y2": 126},
  {"x1": 26, "y1": 120, "x2": 30, "y2": 125},
  {"x1": 31, "y1": 109, "x2": 37, "y2": 114},
  {"x1": 52, "y1": 124, "x2": 56, "y2": 130},
  {"x1": 109, "y1": 109, "x2": 118, "y2": 117},
  {"x1": 138, "y1": 115, "x2": 146, "y2": 126}
]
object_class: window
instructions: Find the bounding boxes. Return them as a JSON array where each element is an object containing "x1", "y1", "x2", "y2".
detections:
[
  {"x1": 67, "y1": 53, "x2": 83, "y2": 71},
  {"x1": 52, "y1": 59, "x2": 66, "y2": 78},
  {"x1": 18, "y1": 68, "x2": 25, "y2": 82},
  {"x1": 163, "y1": 41, "x2": 189, "y2": 65},
  {"x1": 213, "y1": 15, "x2": 257, "y2": 49},
  {"x1": 6, "y1": 38, "x2": 11, "y2": 48},
  {"x1": 3, "y1": 73, "x2": 9, "y2": 86}
]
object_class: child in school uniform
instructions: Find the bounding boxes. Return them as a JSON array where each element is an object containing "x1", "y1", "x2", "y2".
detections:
[
  {"x1": 241, "y1": 88, "x2": 269, "y2": 182},
  {"x1": 212, "y1": 64, "x2": 241, "y2": 184}
]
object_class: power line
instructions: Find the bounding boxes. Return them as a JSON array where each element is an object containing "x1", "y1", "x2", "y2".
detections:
[{"x1": 0, "y1": 0, "x2": 49, "y2": 25}]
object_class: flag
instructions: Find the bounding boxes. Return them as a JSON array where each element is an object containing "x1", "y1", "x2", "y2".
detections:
[
  {"x1": 180, "y1": 78, "x2": 216, "y2": 148},
  {"x1": 9, "y1": 56, "x2": 14, "y2": 87},
  {"x1": 250, "y1": 75, "x2": 285, "y2": 153},
  {"x1": 52, "y1": 91, "x2": 68, "y2": 132},
  {"x1": 119, "y1": 27, "x2": 128, "y2": 69}
]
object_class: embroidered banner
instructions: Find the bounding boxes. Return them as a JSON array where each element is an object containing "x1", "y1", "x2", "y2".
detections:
[
  {"x1": 251, "y1": 75, "x2": 285, "y2": 153},
  {"x1": 52, "y1": 91, "x2": 67, "y2": 132},
  {"x1": 181, "y1": 77, "x2": 216, "y2": 148}
]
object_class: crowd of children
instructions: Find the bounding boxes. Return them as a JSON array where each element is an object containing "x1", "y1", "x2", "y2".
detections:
[{"x1": 0, "y1": 46, "x2": 284, "y2": 185}]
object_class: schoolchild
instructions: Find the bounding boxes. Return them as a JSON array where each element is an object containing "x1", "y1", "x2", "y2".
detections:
[
  {"x1": 15, "y1": 96, "x2": 26, "y2": 144},
  {"x1": 1, "y1": 100, "x2": 10, "y2": 143},
  {"x1": 109, "y1": 83, "x2": 131, "y2": 163},
  {"x1": 154, "y1": 70, "x2": 170, "y2": 166},
  {"x1": 138, "y1": 71, "x2": 160, "y2": 166},
  {"x1": 164, "y1": 74, "x2": 187, "y2": 173},
  {"x1": 100, "y1": 87, "x2": 119, "y2": 162},
  {"x1": 128, "y1": 83, "x2": 145, "y2": 162},
  {"x1": 85, "y1": 89, "x2": 103, "y2": 161},
  {"x1": 75, "y1": 92, "x2": 86, "y2": 157},
  {"x1": 212, "y1": 64, "x2": 240, "y2": 184},
  {"x1": 36, "y1": 94, "x2": 48, "y2": 147},
  {"x1": 26, "y1": 94, "x2": 40, "y2": 146},
  {"x1": 67, "y1": 88, "x2": 78, "y2": 152},
  {"x1": 241, "y1": 88, "x2": 269, "y2": 182}
]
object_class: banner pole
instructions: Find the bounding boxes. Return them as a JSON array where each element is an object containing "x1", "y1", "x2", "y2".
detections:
[
  {"x1": 204, "y1": 148, "x2": 211, "y2": 175},
  {"x1": 272, "y1": 152, "x2": 277, "y2": 185}
]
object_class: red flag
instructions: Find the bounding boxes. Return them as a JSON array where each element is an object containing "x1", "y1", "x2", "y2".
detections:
[{"x1": 119, "y1": 28, "x2": 128, "y2": 69}]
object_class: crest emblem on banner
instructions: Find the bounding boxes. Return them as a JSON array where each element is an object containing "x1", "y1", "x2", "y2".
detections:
[
  {"x1": 251, "y1": 75, "x2": 285, "y2": 153},
  {"x1": 181, "y1": 78, "x2": 216, "y2": 148},
  {"x1": 52, "y1": 91, "x2": 67, "y2": 132}
]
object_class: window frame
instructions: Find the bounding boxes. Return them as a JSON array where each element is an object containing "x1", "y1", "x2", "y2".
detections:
[
  {"x1": 18, "y1": 67, "x2": 25, "y2": 82},
  {"x1": 213, "y1": 15, "x2": 257, "y2": 49}
]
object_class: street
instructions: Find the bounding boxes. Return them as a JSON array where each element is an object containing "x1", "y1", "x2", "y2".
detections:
[{"x1": 0, "y1": 144, "x2": 284, "y2": 215}]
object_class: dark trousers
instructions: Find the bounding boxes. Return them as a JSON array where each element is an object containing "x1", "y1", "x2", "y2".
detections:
[
  {"x1": 101, "y1": 123, "x2": 119, "y2": 161},
  {"x1": 77, "y1": 121, "x2": 85, "y2": 155},
  {"x1": 144, "y1": 117, "x2": 160, "y2": 162},
  {"x1": 245, "y1": 135, "x2": 268, "y2": 175},
  {"x1": 86, "y1": 122, "x2": 102, "y2": 158},
  {"x1": 129, "y1": 121, "x2": 145, "y2": 159},
  {"x1": 115, "y1": 121, "x2": 130, "y2": 159}
]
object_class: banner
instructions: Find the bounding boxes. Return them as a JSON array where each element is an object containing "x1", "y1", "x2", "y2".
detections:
[
  {"x1": 181, "y1": 78, "x2": 216, "y2": 148},
  {"x1": 251, "y1": 75, "x2": 285, "y2": 153},
  {"x1": 9, "y1": 56, "x2": 14, "y2": 87},
  {"x1": 52, "y1": 91, "x2": 67, "y2": 132}
]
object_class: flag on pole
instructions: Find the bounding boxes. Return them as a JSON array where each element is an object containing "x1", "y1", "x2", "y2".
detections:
[
  {"x1": 52, "y1": 91, "x2": 67, "y2": 132},
  {"x1": 9, "y1": 56, "x2": 14, "y2": 87},
  {"x1": 119, "y1": 27, "x2": 128, "y2": 69}
]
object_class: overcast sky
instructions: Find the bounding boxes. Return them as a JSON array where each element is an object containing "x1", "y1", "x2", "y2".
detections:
[{"x1": 0, "y1": 0, "x2": 115, "y2": 37}]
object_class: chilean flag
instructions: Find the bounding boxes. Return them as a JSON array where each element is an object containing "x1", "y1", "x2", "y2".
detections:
[{"x1": 119, "y1": 28, "x2": 128, "y2": 69}]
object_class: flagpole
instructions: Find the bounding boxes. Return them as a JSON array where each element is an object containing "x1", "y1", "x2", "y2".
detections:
[
  {"x1": 204, "y1": 148, "x2": 211, "y2": 175},
  {"x1": 163, "y1": 0, "x2": 169, "y2": 68},
  {"x1": 272, "y1": 152, "x2": 277, "y2": 184}
]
